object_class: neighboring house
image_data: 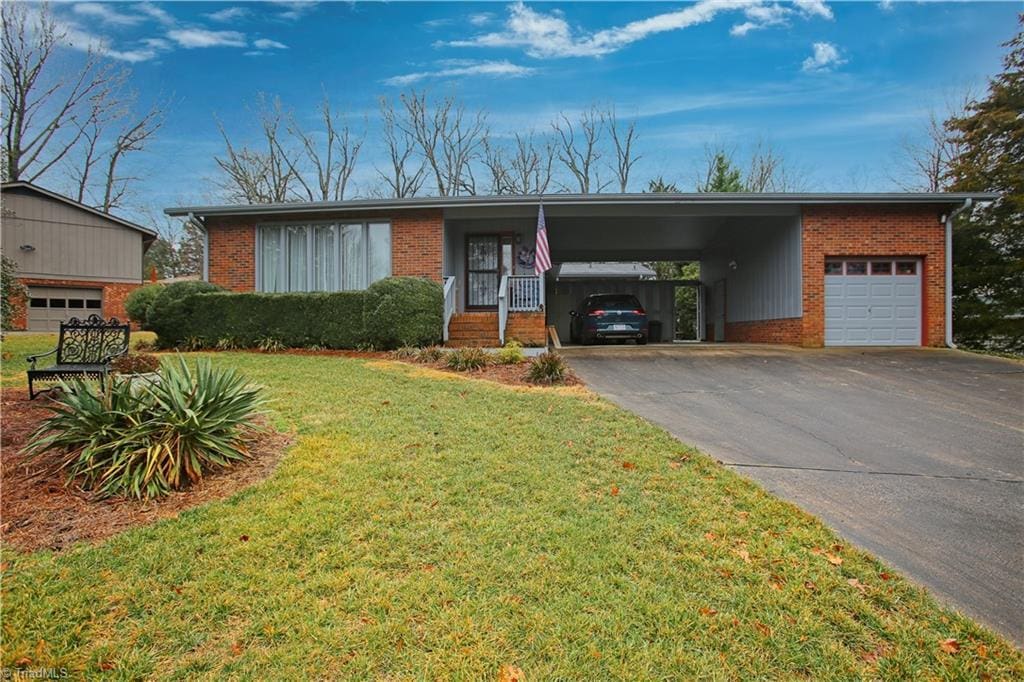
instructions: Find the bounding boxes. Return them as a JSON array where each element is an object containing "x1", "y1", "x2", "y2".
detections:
[
  {"x1": 165, "y1": 192, "x2": 993, "y2": 347},
  {"x1": 2, "y1": 182, "x2": 156, "y2": 331}
]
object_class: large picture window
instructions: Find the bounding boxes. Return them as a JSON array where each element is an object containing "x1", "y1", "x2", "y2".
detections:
[{"x1": 257, "y1": 222, "x2": 391, "y2": 292}]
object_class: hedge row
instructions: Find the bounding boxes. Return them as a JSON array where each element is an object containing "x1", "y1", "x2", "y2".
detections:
[{"x1": 149, "y1": 277, "x2": 443, "y2": 350}]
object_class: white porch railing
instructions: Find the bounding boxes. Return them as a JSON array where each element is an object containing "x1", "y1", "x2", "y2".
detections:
[
  {"x1": 442, "y1": 276, "x2": 456, "y2": 342},
  {"x1": 508, "y1": 275, "x2": 543, "y2": 312},
  {"x1": 498, "y1": 275, "x2": 509, "y2": 346}
]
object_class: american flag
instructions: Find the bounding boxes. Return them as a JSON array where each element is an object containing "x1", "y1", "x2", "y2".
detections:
[{"x1": 534, "y1": 201, "x2": 551, "y2": 275}]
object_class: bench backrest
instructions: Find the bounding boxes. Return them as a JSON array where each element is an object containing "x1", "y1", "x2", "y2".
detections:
[{"x1": 56, "y1": 315, "x2": 131, "y2": 365}]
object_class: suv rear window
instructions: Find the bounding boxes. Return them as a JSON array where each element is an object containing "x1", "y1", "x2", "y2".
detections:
[{"x1": 586, "y1": 295, "x2": 642, "y2": 311}]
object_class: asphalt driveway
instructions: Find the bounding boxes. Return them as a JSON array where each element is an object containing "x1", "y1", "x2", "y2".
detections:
[{"x1": 565, "y1": 345, "x2": 1024, "y2": 643}]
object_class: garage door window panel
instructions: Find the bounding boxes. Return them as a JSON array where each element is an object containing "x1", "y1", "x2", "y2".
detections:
[
  {"x1": 86, "y1": 300, "x2": 101, "y2": 309},
  {"x1": 30, "y1": 298, "x2": 46, "y2": 308},
  {"x1": 896, "y1": 261, "x2": 917, "y2": 275},
  {"x1": 871, "y1": 261, "x2": 893, "y2": 275},
  {"x1": 845, "y1": 261, "x2": 867, "y2": 275}
]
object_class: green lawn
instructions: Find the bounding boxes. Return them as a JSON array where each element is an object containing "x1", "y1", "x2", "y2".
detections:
[{"x1": 2, "y1": 335, "x2": 1021, "y2": 679}]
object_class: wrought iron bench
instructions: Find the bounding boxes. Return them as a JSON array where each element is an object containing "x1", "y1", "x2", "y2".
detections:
[{"x1": 27, "y1": 315, "x2": 131, "y2": 399}]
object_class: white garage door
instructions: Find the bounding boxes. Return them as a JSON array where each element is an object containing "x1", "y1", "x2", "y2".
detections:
[
  {"x1": 825, "y1": 259, "x2": 921, "y2": 346},
  {"x1": 27, "y1": 287, "x2": 103, "y2": 331}
]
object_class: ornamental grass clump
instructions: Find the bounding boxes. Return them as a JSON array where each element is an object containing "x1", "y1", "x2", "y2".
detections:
[
  {"x1": 445, "y1": 347, "x2": 491, "y2": 372},
  {"x1": 526, "y1": 352, "x2": 568, "y2": 385},
  {"x1": 414, "y1": 346, "x2": 445, "y2": 363},
  {"x1": 25, "y1": 356, "x2": 264, "y2": 500}
]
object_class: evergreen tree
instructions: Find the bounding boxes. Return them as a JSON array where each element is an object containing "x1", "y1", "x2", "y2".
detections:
[
  {"x1": 946, "y1": 19, "x2": 1023, "y2": 352},
  {"x1": 698, "y1": 153, "x2": 744, "y2": 192}
]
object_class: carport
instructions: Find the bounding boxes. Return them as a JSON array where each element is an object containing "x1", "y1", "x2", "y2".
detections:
[{"x1": 542, "y1": 202, "x2": 799, "y2": 345}]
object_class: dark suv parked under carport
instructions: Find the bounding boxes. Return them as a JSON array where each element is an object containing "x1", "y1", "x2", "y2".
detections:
[{"x1": 569, "y1": 294, "x2": 649, "y2": 345}]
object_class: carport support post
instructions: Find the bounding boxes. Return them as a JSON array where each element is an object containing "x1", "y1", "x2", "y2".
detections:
[{"x1": 944, "y1": 199, "x2": 972, "y2": 349}]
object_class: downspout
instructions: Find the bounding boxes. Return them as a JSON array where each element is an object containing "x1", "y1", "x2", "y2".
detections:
[
  {"x1": 187, "y1": 212, "x2": 209, "y2": 282},
  {"x1": 944, "y1": 198, "x2": 972, "y2": 348}
]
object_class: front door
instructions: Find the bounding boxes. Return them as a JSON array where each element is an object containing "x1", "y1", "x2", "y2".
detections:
[{"x1": 466, "y1": 234, "x2": 514, "y2": 309}]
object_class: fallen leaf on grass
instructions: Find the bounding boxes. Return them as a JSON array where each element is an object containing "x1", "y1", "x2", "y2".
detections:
[
  {"x1": 939, "y1": 638, "x2": 961, "y2": 655},
  {"x1": 498, "y1": 664, "x2": 525, "y2": 682},
  {"x1": 239, "y1": 535, "x2": 249, "y2": 542},
  {"x1": 846, "y1": 578, "x2": 867, "y2": 593},
  {"x1": 879, "y1": 572, "x2": 892, "y2": 581},
  {"x1": 14, "y1": 657, "x2": 31, "y2": 667},
  {"x1": 737, "y1": 511, "x2": 749, "y2": 521},
  {"x1": 768, "y1": 581, "x2": 783, "y2": 591},
  {"x1": 622, "y1": 461, "x2": 636, "y2": 470},
  {"x1": 231, "y1": 642, "x2": 243, "y2": 656},
  {"x1": 699, "y1": 606, "x2": 718, "y2": 617},
  {"x1": 99, "y1": 661, "x2": 115, "y2": 671},
  {"x1": 977, "y1": 643, "x2": 988, "y2": 659},
  {"x1": 803, "y1": 581, "x2": 817, "y2": 592},
  {"x1": 704, "y1": 532, "x2": 717, "y2": 541},
  {"x1": 825, "y1": 553, "x2": 843, "y2": 566},
  {"x1": 610, "y1": 486, "x2": 619, "y2": 496},
  {"x1": 754, "y1": 621, "x2": 772, "y2": 637},
  {"x1": 735, "y1": 549, "x2": 751, "y2": 564}
]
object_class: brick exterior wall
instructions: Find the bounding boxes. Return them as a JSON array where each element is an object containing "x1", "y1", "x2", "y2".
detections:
[
  {"x1": 205, "y1": 209, "x2": 444, "y2": 291},
  {"x1": 8, "y1": 278, "x2": 141, "y2": 330},
  {"x1": 506, "y1": 312, "x2": 547, "y2": 347},
  {"x1": 725, "y1": 317, "x2": 802, "y2": 344},
  {"x1": 800, "y1": 204, "x2": 946, "y2": 347}
]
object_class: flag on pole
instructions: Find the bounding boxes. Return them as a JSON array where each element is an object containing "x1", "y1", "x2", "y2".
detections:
[{"x1": 534, "y1": 200, "x2": 551, "y2": 275}]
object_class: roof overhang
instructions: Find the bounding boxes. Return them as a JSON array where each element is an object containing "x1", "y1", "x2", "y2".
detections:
[{"x1": 165, "y1": 192, "x2": 997, "y2": 220}]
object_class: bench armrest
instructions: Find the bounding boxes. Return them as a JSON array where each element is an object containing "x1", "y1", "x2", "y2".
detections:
[{"x1": 26, "y1": 347, "x2": 58, "y2": 370}]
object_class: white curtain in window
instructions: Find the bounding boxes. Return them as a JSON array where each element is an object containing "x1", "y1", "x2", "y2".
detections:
[
  {"x1": 313, "y1": 225, "x2": 336, "y2": 291},
  {"x1": 261, "y1": 227, "x2": 282, "y2": 292},
  {"x1": 367, "y1": 222, "x2": 391, "y2": 285},
  {"x1": 341, "y1": 224, "x2": 364, "y2": 290},
  {"x1": 287, "y1": 226, "x2": 308, "y2": 291}
]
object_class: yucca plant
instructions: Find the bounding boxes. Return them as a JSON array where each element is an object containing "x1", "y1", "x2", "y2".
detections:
[
  {"x1": 414, "y1": 346, "x2": 445, "y2": 363},
  {"x1": 25, "y1": 357, "x2": 265, "y2": 500}
]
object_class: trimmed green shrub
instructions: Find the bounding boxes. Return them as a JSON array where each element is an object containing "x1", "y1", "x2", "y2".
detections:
[
  {"x1": 147, "y1": 281, "x2": 224, "y2": 343},
  {"x1": 362, "y1": 277, "x2": 443, "y2": 350},
  {"x1": 153, "y1": 290, "x2": 367, "y2": 349},
  {"x1": 446, "y1": 347, "x2": 491, "y2": 371},
  {"x1": 124, "y1": 284, "x2": 163, "y2": 327},
  {"x1": 148, "y1": 277, "x2": 443, "y2": 351},
  {"x1": 527, "y1": 352, "x2": 568, "y2": 385},
  {"x1": 25, "y1": 356, "x2": 264, "y2": 499},
  {"x1": 494, "y1": 340, "x2": 525, "y2": 365}
]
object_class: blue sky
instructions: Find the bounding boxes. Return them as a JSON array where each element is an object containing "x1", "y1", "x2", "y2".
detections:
[{"x1": 37, "y1": 1, "x2": 1019, "y2": 225}]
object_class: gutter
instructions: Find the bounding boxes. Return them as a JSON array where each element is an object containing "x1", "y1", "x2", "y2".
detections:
[{"x1": 944, "y1": 198, "x2": 972, "y2": 348}]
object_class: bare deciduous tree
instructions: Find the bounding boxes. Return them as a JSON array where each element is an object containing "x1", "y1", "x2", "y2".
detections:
[
  {"x1": 285, "y1": 94, "x2": 364, "y2": 201},
  {"x1": 745, "y1": 139, "x2": 807, "y2": 192},
  {"x1": 214, "y1": 95, "x2": 296, "y2": 204},
  {"x1": 375, "y1": 97, "x2": 425, "y2": 198},
  {"x1": 604, "y1": 107, "x2": 640, "y2": 192},
  {"x1": 552, "y1": 106, "x2": 607, "y2": 193},
  {"x1": 892, "y1": 95, "x2": 970, "y2": 192},
  {"x1": 2, "y1": 2, "x2": 163, "y2": 210},
  {"x1": 400, "y1": 90, "x2": 487, "y2": 196}
]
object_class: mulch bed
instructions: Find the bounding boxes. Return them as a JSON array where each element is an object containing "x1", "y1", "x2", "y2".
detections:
[{"x1": 1, "y1": 389, "x2": 292, "y2": 553}]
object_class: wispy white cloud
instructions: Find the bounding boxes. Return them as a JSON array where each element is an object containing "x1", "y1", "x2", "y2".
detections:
[
  {"x1": 383, "y1": 59, "x2": 536, "y2": 86},
  {"x1": 447, "y1": 1, "x2": 834, "y2": 58},
  {"x1": 270, "y1": 1, "x2": 319, "y2": 21},
  {"x1": 72, "y1": 3, "x2": 145, "y2": 27},
  {"x1": 134, "y1": 3, "x2": 175, "y2": 26},
  {"x1": 878, "y1": 0, "x2": 895, "y2": 12},
  {"x1": 469, "y1": 12, "x2": 494, "y2": 27},
  {"x1": 253, "y1": 38, "x2": 288, "y2": 50},
  {"x1": 205, "y1": 6, "x2": 251, "y2": 23},
  {"x1": 167, "y1": 28, "x2": 247, "y2": 49},
  {"x1": 802, "y1": 41, "x2": 846, "y2": 72}
]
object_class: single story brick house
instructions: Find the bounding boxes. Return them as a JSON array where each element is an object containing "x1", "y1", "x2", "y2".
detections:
[
  {"x1": 2, "y1": 182, "x2": 156, "y2": 331},
  {"x1": 165, "y1": 193, "x2": 992, "y2": 348}
]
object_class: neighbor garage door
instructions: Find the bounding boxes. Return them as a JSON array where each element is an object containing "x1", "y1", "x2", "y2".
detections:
[
  {"x1": 27, "y1": 286, "x2": 103, "y2": 331},
  {"x1": 824, "y1": 259, "x2": 921, "y2": 346}
]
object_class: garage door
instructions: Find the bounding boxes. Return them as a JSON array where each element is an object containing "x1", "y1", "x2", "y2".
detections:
[
  {"x1": 825, "y1": 259, "x2": 921, "y2": 346},
  {"x1": 27, "y1": 287, "x2": 103, "y2": 331}
]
